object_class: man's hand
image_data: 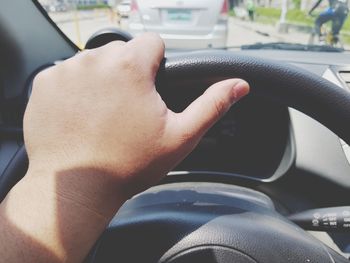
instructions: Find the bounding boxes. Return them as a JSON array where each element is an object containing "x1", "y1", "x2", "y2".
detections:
[
  {"x1": 0, "y1": 33, "x2": 249, "y2": 263},
  {"x1": 25, "y1": 33, "x2": 249, "y2": 204}
]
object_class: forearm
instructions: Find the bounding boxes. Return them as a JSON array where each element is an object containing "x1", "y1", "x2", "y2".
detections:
[
  {"x1": 0, "y1": 166, "x2": 126, "y2": 263},
  {"x1": 3, "y1": 33, "x2": 249, "y2": 263}
]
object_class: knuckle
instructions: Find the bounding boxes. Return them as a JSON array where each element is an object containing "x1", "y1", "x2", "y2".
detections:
[
  {"x1": 118, "y1": 53, "x2": 133, "y2": 68},
  {"x1": 179, "y1": 129, "x2": 195, "y2": 144},
  {"x1": 75, "y1": 49, "x2": 97, "y2": 63},
  {"x1": 118, "y1": 52, "x2": 139, "y2": 72},
  {"x1": 33, "y1": 67, "x2": 52, "y2": 86},
  {"x1": 106, "y1": 40, "x2": 125, "y2": 49},
  {"x1": 211, "y1": 96, "x2": 228, "y2": 119},
  {"x1": 141, "y1": 32, "x2": 165, "y2": 50},
  {"x1": 151, "y1": 33, "x2": 165, "y2": 50},
  {"x1": 109, "y1": 40, "x2": 126, "y2": 48},
  {"x1": 145, "y1": 32, "x2": 162, "y2": 42}
]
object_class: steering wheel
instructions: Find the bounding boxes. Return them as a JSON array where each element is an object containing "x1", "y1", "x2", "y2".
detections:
[{"x1": 2, "y1": 51, "x2": 350, "y2": 263}]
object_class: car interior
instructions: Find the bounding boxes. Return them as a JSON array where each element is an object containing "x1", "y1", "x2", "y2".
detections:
[{"x1": 0, "y1": 1, "x2": 349, "y2": 262}]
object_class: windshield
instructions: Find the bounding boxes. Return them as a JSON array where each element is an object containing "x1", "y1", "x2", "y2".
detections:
[{"x1": 37, "y1": 0, "x2": 350, "y2": 51}]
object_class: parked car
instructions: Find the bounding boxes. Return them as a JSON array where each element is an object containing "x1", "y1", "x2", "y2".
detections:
[
  {"x1": 117, "y1": 0, "x2": 131, "y2": 18},
  {"x1": 128, "y1": 0, "x2": 229, "y2": 49},
  {"x1": 49, "y1": 3, "x2": 68, "y2": 12}
]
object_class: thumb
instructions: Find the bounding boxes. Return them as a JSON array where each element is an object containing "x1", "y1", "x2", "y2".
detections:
[{"x1": 173, "y1": 79, "x2": 249, "y2": 147}]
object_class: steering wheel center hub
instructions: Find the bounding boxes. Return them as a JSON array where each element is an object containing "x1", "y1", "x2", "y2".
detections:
[{"x1": 164, "y1": 246, "x2": 257, "y2": 263}]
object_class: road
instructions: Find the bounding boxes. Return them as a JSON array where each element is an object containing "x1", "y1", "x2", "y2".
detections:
[{"x1": 54, "y1": 12, "x2": 313, "y2": 48}]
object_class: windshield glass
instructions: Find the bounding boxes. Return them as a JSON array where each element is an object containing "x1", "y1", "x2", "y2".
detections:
[{"x1": 37, "y1": 0, "x2": 350, "y2": 51}]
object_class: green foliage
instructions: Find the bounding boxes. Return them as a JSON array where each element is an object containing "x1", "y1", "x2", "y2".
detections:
[
  {"x1": 77, "y1": 4, "x2": 110, "y2": 10},
  {"x1": 342, "y1": 33, "x2": 350, "y2": 43},
  {"x1": 229, "y1": 10, "x2": 236, "y2": 17},
  {"x1": 286, "y1": 9, "x2": 314, "y2": 25},
  {"x1": 343, "y1": 16, "x2": 350, "y2": 31},
  {"x1": 292, "y1": 0, "x2": 301, "y2": 9},
  {"x1": 256, "y1": 7, "x2": 281, "y2": 19}
]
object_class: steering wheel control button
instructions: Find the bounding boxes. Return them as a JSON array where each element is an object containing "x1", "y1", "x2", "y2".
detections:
[{"x1": 289, "y1": 207, "x2": 350, "y2": 232}]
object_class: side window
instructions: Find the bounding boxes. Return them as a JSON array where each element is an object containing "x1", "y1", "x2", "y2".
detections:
[{"x1": 38, "y1": 1, "x2": 122, "y2": 48}]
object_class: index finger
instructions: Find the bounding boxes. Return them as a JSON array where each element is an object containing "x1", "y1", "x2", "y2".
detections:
[{"x1": 125, "y1": 33, "x2": 165, "y2": 79}]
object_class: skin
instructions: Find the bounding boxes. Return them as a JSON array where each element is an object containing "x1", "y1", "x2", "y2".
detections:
[{"x1": 0, "y1": 33, "x2": 249, "y2": 263}]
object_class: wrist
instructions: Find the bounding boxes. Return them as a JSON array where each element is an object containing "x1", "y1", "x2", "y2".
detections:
[
  {"x1": 25, "y1": 163, "x2": 128, "y2": 220},
  {"x1": 0, "y1": 164, "x2": 129, "y2": 263}
]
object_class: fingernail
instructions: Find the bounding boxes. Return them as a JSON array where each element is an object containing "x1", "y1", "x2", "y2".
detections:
[{"x1": 231, "y1": 80, "x2": 250, "y2": 103}]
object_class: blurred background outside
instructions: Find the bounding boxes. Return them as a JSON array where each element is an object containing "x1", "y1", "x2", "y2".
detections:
[{"x1": 38, "y1": 0, "x2": 350, "y2": 49}]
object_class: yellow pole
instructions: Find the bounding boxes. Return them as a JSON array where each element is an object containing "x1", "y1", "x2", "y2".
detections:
[
  {"x1": 109, "y1": 7, "x2": 116, "y2": 23},
  {"x1": 73, "y1": 7, "x2": 83, "y2": 49}
]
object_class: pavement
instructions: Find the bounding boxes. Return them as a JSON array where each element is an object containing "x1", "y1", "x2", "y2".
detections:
[
  {"x1": 52, "y1": 11, "x2": 328, "y2": 49},
  {"x1": 227, "y1": 18, "x2": 310, "y2": 47}
]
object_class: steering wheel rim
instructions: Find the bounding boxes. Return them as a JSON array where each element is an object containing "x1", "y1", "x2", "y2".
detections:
[
  {"x1": 91, "y1": 51, "x2": 350, "y2": 263},
  {"x1": 157, "y1": 51, "x2": 350, "y2": 145},
  {"x1": 1, "y1": 51, "x2": 350, "y2": 263},
  {"x1": 88, "y1": 51, "x2": 350, "y2": 263}
]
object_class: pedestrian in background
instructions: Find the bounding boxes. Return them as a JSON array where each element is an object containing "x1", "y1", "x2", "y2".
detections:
[{"x1": 247, "y1": 0, "x2": 256, "y2": 21}]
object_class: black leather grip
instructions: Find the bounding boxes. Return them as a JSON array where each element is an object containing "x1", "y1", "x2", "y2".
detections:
[{"x1": 157, "y1": 51, "x2": 350, "y2": 145}]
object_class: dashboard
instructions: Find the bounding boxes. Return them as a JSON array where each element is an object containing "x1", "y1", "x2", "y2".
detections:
[
  {"x1": 168, "y1": 89, "x2": 292, "y2": 179},
  {"x1": 161, "y1": 50, "x2": 350, "y2": 257},
  {"x1": 161, "y1": 50, "x2": 350, "y2": 187}
]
